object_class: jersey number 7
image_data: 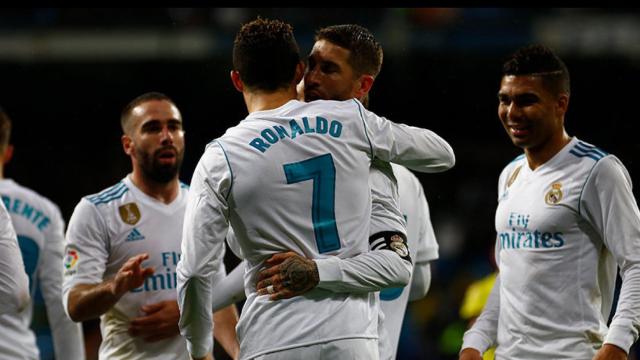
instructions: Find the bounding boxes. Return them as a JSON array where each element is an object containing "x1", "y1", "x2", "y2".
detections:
[{"x1": 284, "y1": 153, "x2": 341, "y2": 253}]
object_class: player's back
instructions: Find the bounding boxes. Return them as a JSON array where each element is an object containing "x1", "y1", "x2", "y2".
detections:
[
  {"x1": 0, "y1": 178, "x2": 63, "y2": 359},
  {"x1": 214, "y1": 99, "x2": 398, "y2": 358}
]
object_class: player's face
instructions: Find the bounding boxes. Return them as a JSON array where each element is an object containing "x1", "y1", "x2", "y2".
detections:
[
  {"x1": 129, "y1": 100, "x2": 185, "y2": 183},
  {"x1": 498, "y1": 75, "x2": 565, "y2": 152},
  {"x1": 303, "y1": 39, "x2": 359, "y2": 102}
]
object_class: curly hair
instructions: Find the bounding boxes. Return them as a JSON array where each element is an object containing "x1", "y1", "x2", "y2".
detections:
[{"x1": 233, "y1": 17, "x2": 301, "y2": 92}]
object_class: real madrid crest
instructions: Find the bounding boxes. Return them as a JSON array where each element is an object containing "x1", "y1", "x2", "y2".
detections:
[
  {"x1": 389, "y1": 234, "x2": 409, "y2": 258},
  {"x1": 545, "y1": 183, "x2": 563, "y2": 205},
  {"x1": 119, "y1": 202, "x2": 141, "y2": 225}
]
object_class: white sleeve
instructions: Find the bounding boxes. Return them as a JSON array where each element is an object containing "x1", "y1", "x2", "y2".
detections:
[
  {"x1": 414, "y1": 180, "x2": 439, "y2": 263},
  {"x1": 176, "y1": 143, "x2": 231, "y2": 358},
  {"x1": 315, "y1": 250, "x2": 412, "y2": 293},
  {"x1": 357, "y1": 100, "x2": 455, "y2": 173},
  {"x1": 39, "y1": 205, "x2": 85, "y2": 358},
  {"x1": 461, "y1": 274, "x2": 500, "y2": 353},
  {"x1": 62, "y1": 199, "x2": 110, "y2": 318},
  {"x1": 580, "y1": 156, "x2": 640, "y2": 352},
  {"x1": 0, "y1": 201, "x2": 29, "y2": 315},
  {"x1": 408, "y1": 262, "x2": 431, "y2": 301},
  {"x1": 369, "y1": 161, "x2": 405, "y2": 235},
  {"x1": 211, "y1": 261, "x2": 245, "y2": 313}
]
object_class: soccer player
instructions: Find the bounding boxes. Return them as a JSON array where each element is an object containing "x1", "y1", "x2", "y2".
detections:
[
  {"x1": 62, "y1": 92, "x2": 239, "y2": 359},
  {"x1": 0, "y1": 108, "x2": 85, "y2": 359},
  {"x1": 0, "y1": 188, "x2": 29, "y2": 317},
  {"x1": 177, "y1": 18, "x2": 454, "y2": 360},
  {"x1": 460, "y1": 45, "x2": 640, "y2": 360},
  {"x1": 305, "y1": 24, "x2": 439, "y2": 359}
]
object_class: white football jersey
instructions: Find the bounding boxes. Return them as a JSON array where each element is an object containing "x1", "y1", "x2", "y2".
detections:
[
  {"x1": 0, "y1": 179, "x2": 84, "y2": 359},
  {"x1": 63, "y1": 175, "x2": 191, "y2": 360},
  {"x1": 378, "y1": 164, "x2": 438, "y2": 359},
  {"x1": 0, "y1": 192, "x2": 29, "y2": 316},
  {"x1": 463, "y1": 137, "x2": 640, "y2": 358},
  {"x1": 177, "y1": 99, "x2": 455, "y2": 359}
]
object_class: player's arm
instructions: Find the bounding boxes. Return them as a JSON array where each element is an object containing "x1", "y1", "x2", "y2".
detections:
[
  {"x1": 356, "y1": 100, "x2": 455, "y2": 173},
  {"x1": 177, "y1": 143, "x2": 231, "y2": 359},
  {"x1": 582, "y1": 157, "x2": 640, "y2": 356},
  {"x1": 213, "y1": 304, "x2": 240, "y2": 359},
  {"x1": 38, "y1": 205, "x2": 85, "y2": 358},
  {"x1": 408, "y1": 176, "x2": 438, "y2": 301},
  {"x1": 257, "y1": 165, "x2": 412, "y2": 299},
  {"x1": 67, "y1": 253, "x2": 154, "y2": 322},
  {"x1": 459, "y1": 273, "x2": 500, "y2": 358},
  {"x1": 212, "y1": 261, "x2": 245, "y2": 313},
  {"x1": 0, "y1": 202, "x2": 29, "y2": 315},
  {"x1": 62, "y1": 199, "x2": 154, "y2": 322}
]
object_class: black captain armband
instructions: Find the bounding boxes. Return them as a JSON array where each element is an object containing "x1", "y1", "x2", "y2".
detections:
[{"x1": 369, "y1": 231, "x2": 412, "y2": 263}]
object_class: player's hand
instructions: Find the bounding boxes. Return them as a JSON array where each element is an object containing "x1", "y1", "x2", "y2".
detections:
[
  {"x1": 128, "y1": 300, "x2": 180, "y2": 342},
  {"x1": 256, "y1": 251, "x2": 319, "y2": 300},
  {"x1": 593, "y1": 343, "x2": 628, "y2": 360},
  {"x1": 111, "y1": 253, "x2": 155, "y2": 298},
  {"x1": 459, "y1": 348, "x2": 483, "y2": 360}
]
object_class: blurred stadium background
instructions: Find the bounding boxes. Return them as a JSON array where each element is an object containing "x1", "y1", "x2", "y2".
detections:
[{"x1": 0, "y1": 8, "x2": 639, "y2": 359}]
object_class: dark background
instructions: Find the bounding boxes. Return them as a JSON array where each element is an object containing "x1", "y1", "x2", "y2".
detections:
[{"x1": 1, "y1": 7, "x2": 639, "y2": 359}]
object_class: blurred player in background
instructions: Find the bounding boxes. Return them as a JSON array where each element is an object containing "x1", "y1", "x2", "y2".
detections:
[
  {"x1": 177, "y1": 17, "x2": 454, "y2": 360},
  {"x1": 460, "y1": 45, "x2": 640, "y2": 360},
  {"x1": 62, "y1": 92, "x2": 239, "y2": 359},
  {"x1": 0, "y1": 108, "x2": 85, "y2": 359}
]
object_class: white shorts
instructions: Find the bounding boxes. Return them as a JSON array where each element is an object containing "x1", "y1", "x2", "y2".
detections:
[{"x1": 252, "y1": 338, "x2": 379, "y2": 360}]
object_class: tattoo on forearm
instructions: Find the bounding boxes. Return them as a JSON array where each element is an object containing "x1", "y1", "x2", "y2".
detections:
[{"x1": 280, "y1": 256, "x2": 319, "y2": 292}]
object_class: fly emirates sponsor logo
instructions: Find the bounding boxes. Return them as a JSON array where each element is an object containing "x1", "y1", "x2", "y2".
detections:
[
  {"x1": 499, "y1": 212, "x2": 564, "y2": 250},
  {"x1": 131, "y1": 251, "x2": 180, "y2": 293}
]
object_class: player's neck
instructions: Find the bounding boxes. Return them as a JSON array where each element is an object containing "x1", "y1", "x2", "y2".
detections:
[
  {"x1": 525, "y1": 130, "x2": 571, "y2": 170},
  {"x1": 129, "y1": 171, "x2": 179, "y2": 204},
  {"x1": 244, "y1": 87, "x2": 297, "y2": 113}
]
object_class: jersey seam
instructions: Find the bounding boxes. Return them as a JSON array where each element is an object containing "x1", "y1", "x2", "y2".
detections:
[
  {"x1": 577, "y1": 156, "x2": 607, "y2": 216},
  {"x1": 353, "y1": 99, "x2": 374, "y2": 160},
  {"x1": 215, "y1": 140, "x2": 234, "y2": 201}
]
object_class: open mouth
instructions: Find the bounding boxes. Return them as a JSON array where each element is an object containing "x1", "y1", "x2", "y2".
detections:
[{"x1": 508, "y1": 124, "x2": 531, "y2": 137}]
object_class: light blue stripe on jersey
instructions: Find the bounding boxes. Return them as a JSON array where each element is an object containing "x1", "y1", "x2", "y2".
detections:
[
  {"x1": 215, "y1": 140, "x2": 233, "y2": 201},
  {"x1": 353, "y1": 99, "x2": 374, "y2": 160},
  {"x1": 180, "y1": 182, "x2": 189, "y2": 189},
  {"x1": 88, "y1": 183, "x2": 129, "y2": 205},
  {"x1": 569, "y1": 141, "x2": 607, "y2": 162},
  {"x1": 87, "y1": 182, "x2": 125, "y2": 203}
]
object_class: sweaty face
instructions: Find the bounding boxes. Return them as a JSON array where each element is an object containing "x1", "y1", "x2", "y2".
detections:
[
  {"x1": 129, "y1": 100, "x2": 185, "y2": 183},
  {"x1": 303, "y1": 39, "x2": 359, "y2": 102},
  {"x1": 497, "y1": 75, "x2": 565, "y2": 152}
]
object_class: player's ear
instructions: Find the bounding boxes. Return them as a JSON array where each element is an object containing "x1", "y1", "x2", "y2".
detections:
[
  {"x1": 556, "y1": 93, "x2": 569, "y2": 118},
  {"x1": 122, "y1": 134, "x2": 133, "y2": 156},
  {"x1": 354, "y1": 74, "x2": 375, "y2": 99},
  {"x1": 230, "y1": 70, "x2": 244, "y2": 92},
  {"x1": 1, "y1": 144, "x2": 14, "y2": 165},
  {"x1": 293, "y1": 61, "x2": 305, "y2": 85}
]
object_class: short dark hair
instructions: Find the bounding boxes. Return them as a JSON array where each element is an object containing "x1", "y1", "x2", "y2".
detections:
[
  {"x1": 502, "y1": 44, "x2": 570, "y2": 96},
  {"x1": 0, "y1": 108, "x2": 11, "y2": 152},
  {"x1": 315, "y1": 24, "x2": 383, "y2": 78},
  {"x1": 121, "y1": 92, "x2": 176, "y2": 135},
  {"x1": 233, "y1": 17, "x2": 300, "y2": 92}
]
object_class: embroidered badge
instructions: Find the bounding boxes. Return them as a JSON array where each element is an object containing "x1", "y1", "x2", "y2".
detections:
[
  {"x1": 507, "y1": 165, "x2": 522, "y2": 188},
  {"x1": 389, "y1": 234, "x2": 409, "y2": 257},
  {"x1": 119, "y1": 203, "x2": 141, "y2": 225},
  {"x1": 545, "y1": 183, "x2": 563, "y2": 205}
]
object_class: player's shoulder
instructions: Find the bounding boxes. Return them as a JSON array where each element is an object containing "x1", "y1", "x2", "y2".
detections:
[
  {"x1": 83, "y1": 179, "x2": 130, "y2": 208},
  {"x1": 566, "y1": 138, "x2": 610, "y2": 165},
  {"x1": 0, "y1": 179, "x2": 61, "y2": 216}
]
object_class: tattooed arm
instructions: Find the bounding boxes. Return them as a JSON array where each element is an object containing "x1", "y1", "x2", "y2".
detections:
[{"x1": 256, "y1": 243, "x2": 412, "y2": 300}]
